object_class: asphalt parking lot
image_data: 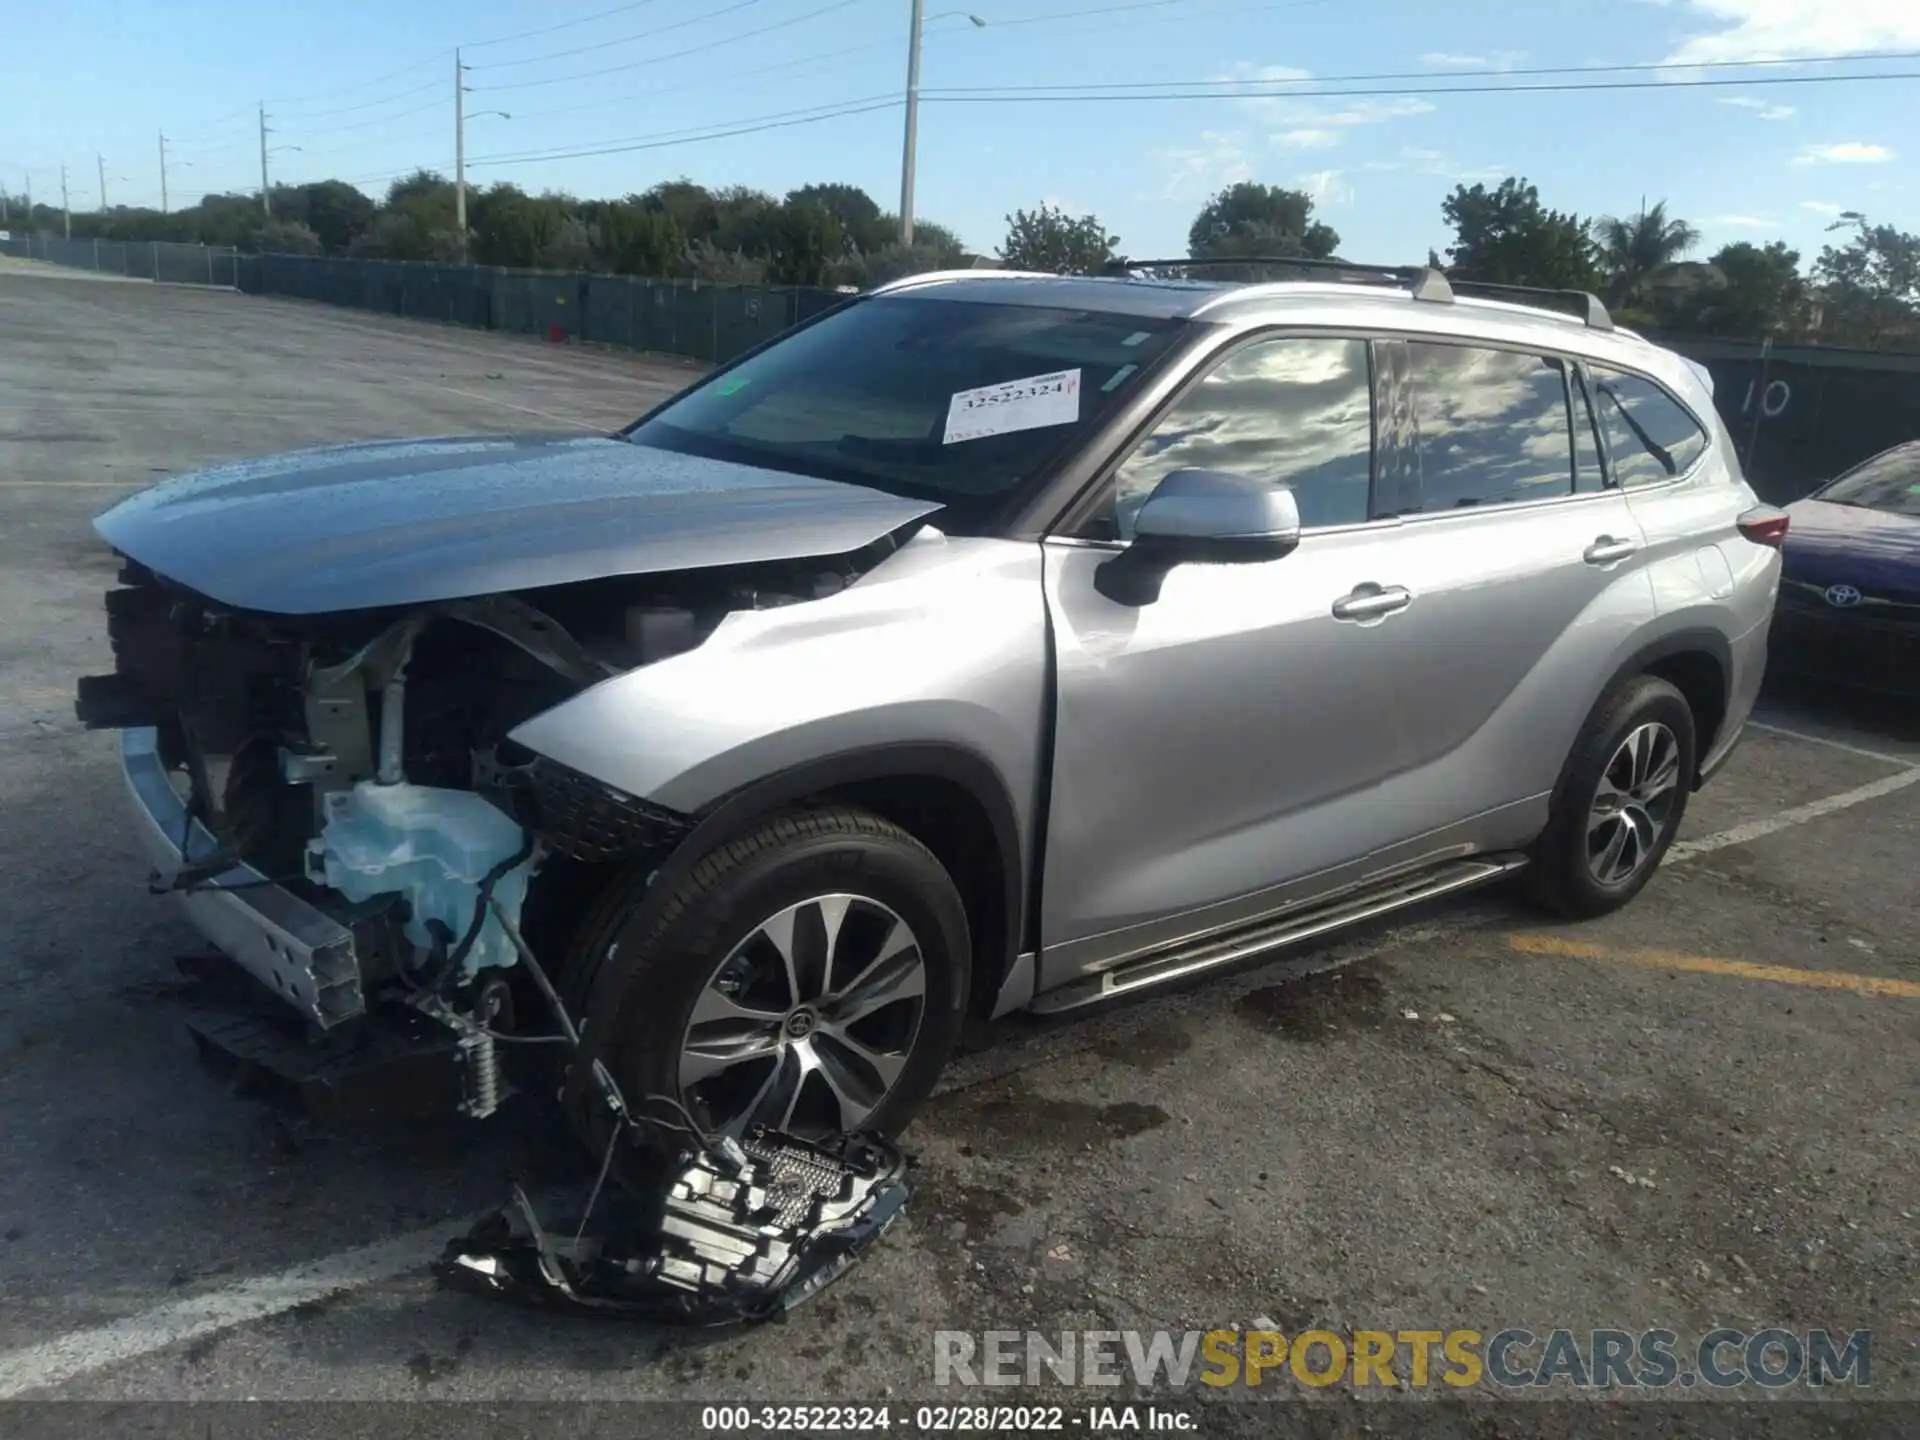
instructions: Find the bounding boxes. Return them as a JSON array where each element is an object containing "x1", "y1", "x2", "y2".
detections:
[{"x1": 0, "y1": 262, "x2": 1915, "y2": 1424}]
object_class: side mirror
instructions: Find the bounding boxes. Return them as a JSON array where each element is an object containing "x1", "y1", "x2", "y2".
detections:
[
  {"x1": 1096, "y1": 470, "x2": 1301, "y2": 606},
  {"x1": 1132, "y1": 468, "x2": 1302, "y2": 559}
]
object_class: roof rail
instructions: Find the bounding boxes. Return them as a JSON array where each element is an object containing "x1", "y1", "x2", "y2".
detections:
[
  {"x1": 1446, "y1": 279, "x2": 1614, "y2": 332},
  {"x1": 1098, "y1": 254, "x2": 1456, "y2": 305}
]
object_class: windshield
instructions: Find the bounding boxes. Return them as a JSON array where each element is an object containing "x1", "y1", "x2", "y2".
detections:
[
  {"x1": 626, "y1": 295, "x2": 1188, "y2": 519},
  {"x1": 1818, "y1": 445, "x2": 1920, "y2": 517}
]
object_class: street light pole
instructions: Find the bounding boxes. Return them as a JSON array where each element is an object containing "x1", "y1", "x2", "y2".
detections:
[
  {"x1": 898, "y1": 0, "x2": 924, "y2": 247},
  {"x1": 159, "y1": 132, "x2": 169, "y2": 214},
  {"x1": 898, "y1": 8, "x2": 985, "y2": 247},
  {"x1": 455, "y1": 48, "x2": 467, "y2": 254},
  {"x1": 97, "y1": 152, "x2": 108, "y2": 212},
  {"x1": 61, "y1": 163, "x2": 71, "y2": 238},
  {"x1": 259, "y1": 103, "x2": 271, "y2": 217}
]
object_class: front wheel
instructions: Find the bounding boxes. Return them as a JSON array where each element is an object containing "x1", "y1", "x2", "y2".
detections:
[
  {"x1": 1526, "y1": 674, "x2": 1696, "y2": 919},
  {"x1": 562, "y1": 807, "x2": 971, "y2": 1148}
]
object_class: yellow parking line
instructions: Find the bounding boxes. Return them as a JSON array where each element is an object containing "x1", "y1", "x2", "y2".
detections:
[{"x1": 1507, "y1": 933, "x2": 1920, "y2": 999}]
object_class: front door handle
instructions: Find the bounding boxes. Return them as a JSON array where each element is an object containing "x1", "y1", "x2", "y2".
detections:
[
  {"x1": 1584, "y1": 536, "x2": 1638, "y2": 566},
  {"x1": 1332, "y1": 584, "x2": 1412, "y2": 622}
]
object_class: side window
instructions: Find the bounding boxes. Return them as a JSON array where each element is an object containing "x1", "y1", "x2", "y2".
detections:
[
  {"x1": 1590, "y1": 365, "x2": 1709, "y2": 487},
  {"x1": 1570, "y1": 367, "x2": 1608, "y2": 494},
  {"x1": 1404, "y1": 342, "x2": 1575, "y2": 509},
  {"x1": 1105, "y1": 336, "x2": 1373, "y2": 539}
]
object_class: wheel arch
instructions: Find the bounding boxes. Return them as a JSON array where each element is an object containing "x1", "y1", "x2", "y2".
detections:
[
  {"x1": 1581, "y1": 627, "x2": 1731, "y2": 792},
  {"x1": 648, "y1": 743, "x2": 1025, "y2": 1019}
]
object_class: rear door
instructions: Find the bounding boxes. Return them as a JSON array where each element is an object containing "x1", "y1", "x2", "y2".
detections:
[{"x1": 1347, "y1": 339, "x2": 1659, "y2": 854}]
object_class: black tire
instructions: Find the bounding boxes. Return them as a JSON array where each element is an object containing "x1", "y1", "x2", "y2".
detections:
[
  {"x1": 1526, "y1": 674, "x2": 1696, "y2": 919},
  {"x1": 560, "y1": 806, "x2": 970, "y2": 1153}
]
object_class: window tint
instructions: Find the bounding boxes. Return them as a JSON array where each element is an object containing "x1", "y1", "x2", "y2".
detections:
[
  {"x1": 1816, "y1": 442, "x2": 1920, "y2": 517},
  {"x1": 1589, "y1": 365, "x2": 1709, "y2": 487},
  {"x1": 629, "y1": 297, "x2": 1186, "y2": 522},
  {"x1": 1570, "y1": 368, "x2": 1608, "y2": 494},
  {"x1": 1106, "y1": 336, "x2": 1373, "y2": 538},
  {"x1": 1404, "y1": 343, "x2": 1574, "y2": 509}
]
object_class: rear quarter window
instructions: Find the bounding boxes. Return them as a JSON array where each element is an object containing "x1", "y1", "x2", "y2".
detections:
[{"x1": 1590, "y1": 366, "x2": 1709, "y2": 487}]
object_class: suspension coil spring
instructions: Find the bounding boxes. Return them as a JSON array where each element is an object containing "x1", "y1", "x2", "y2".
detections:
[{"x1": 461, "y1": 1031, "x2": 502, "y2": 1119}]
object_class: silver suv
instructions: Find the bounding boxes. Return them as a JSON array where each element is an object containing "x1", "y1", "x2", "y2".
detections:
[{"x1": 79, "y1": 259, "x2": 1785, "y2": 1144}]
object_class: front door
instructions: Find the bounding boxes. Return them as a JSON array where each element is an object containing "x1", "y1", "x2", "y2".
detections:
[{"x1": 1038, "y1": 333, "x2": 1419, "y2": 983}]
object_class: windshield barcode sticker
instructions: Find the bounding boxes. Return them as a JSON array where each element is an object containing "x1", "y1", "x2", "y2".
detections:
[{"x1": 944, "y1": 369, "x2": 1082, "y2": 445}]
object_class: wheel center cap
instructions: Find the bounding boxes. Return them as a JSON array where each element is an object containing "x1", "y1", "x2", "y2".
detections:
[{"x1": 784, "y1": 1009, "x2": 816, "y2": 1039}]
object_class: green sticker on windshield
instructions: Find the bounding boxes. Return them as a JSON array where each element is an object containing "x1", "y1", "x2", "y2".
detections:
[
  {"x1": 715, "y1": 377, "x2": 752, "y2": 396},
  {"x1": 1909, "y1": 482, "x2": 1920, "y2": 495}
]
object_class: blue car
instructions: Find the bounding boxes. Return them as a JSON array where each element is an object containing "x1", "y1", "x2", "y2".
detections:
[{"x1": 1772, "y1": 440, "x2": 1920, "y2": 697}]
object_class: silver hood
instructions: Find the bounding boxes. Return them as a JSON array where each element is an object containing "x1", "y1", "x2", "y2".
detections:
[{"x1": 94, "y1": 434, "x2": 942, "y2": 614}]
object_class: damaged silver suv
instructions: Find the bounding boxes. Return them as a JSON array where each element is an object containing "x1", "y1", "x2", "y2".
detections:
[{"x1": 79, "y1": 258, "x2": 1785, "y2": 1146}]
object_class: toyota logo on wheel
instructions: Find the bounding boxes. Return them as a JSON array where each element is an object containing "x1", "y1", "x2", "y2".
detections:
[{"x1": 1823, "y1": 584, "x2": 1864, "y2": 608}]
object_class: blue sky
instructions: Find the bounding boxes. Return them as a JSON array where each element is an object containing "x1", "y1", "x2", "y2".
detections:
[{"x1": 3, "y1": 0, "x2": 1914, "y2": 265}]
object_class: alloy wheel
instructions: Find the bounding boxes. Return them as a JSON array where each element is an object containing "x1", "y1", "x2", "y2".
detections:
[
  {"x1": 677, "y1": 893, "x2": 927, "y2": 1139},
  {"x1": 1586, "y1": 721, "x2": 1682, "y2": 886}
]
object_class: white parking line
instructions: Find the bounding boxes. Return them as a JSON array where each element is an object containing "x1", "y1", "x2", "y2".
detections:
[
  {"x1": 1745, "y1": 720, "x2": 1914, "y2": 768},
  {"x1": 0, "y1": 1218, "x2": 474, "y2": 1398},
  {"x1": 1667, "y1": 766, "x2": 1920, "y2": 862}
]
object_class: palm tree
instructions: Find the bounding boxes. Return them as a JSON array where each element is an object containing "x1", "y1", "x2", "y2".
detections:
[{"x1": 1593, "y1": 201, "x2": 1701, "y2": 305}]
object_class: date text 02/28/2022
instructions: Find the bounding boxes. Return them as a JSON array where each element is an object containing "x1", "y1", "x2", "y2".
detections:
[{"x1": 699, "y1": 1403, "x2": 1195, "y2": 1431}]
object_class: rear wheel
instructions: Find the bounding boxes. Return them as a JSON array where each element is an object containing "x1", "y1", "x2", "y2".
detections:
[
  {"x1": 562, "y1": 807, "x2": 970, "y2": 1149},
  {"x1": 1526, "y1": 674, "x2": 1696, "y2": 919}
]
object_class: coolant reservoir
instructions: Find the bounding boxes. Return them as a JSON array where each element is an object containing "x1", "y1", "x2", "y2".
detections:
[{"x1": 307, "y1": 782, "x2": 533, "y2": 978}]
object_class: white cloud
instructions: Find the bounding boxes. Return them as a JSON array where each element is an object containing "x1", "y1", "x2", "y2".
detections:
[
  {"x1": 1798, "y1": 199, "x2": 1847, "y2": 215},
  {"x1": 1152, "y1": 132, "x2": 1255, "y2": 201},
  {"x1": 1296, "y1": 168, "x2": 1355, "y2": 207},
  {"x1": 1225, "y1": 63, "x2": 1436, "y2": 147},
  {"x1": 1717, "y1": 95, "x2": 1796, "y2": 119},
  {"x1": 1700, "y1": 213, "x2": 1780, "y2": 228},
  {"x1": 1420, "y1": 50, "x2": 1526, "y2": 70},
  {"x1": 1361, "y1": 146, "x2": 1507, "y2": 182},
  {"x1": 1793, "y1": 141, "x2": 1895, "y2": 164},
  {"x1": 1659, "y1": 0, "x2": 1920, "y2": 65}
]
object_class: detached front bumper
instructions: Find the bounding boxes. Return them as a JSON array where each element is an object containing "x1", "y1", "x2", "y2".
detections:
[{"x1": 122, "y1": 727, "x2": 366, "y2": 1030}]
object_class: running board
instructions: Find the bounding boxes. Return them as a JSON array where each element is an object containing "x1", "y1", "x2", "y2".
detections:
[{"x1": 1028, "y1": 854, "x2": 1528, "y2": 1015}]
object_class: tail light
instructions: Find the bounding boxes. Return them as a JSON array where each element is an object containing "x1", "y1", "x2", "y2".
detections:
[{"x1": 1737, "y1": 505, "x2": 1790, "y2": 548}]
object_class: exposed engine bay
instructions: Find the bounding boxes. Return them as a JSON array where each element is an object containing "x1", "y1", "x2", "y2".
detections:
[
  {"x1": 74, "y1": 533, "x2": 905, "y2": 1109},
  {"x1": 75, "y1": 531, "x2": 923, "y2": 1319}
]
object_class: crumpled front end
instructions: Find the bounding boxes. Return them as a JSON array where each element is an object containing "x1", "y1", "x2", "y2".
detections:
[{"x1": 77, "y1": 533, "x2": 907, "y2": 1117}]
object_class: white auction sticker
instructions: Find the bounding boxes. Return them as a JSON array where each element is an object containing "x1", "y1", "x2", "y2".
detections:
[{"x1": 943, "y1": 368, "x2": 1082, "y2": 445}]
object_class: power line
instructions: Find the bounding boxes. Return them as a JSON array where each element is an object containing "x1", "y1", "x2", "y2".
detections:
[
  {"x1": 468, "y1": 0, "x2": 775, "y2": 71},
  {"x1": 924, "y1": 47, "x2": 1920, "y2": 95},
  {"x1": 920, "y1": 68, "x2": 1920, "y2": 102},
  {"x1": 273, "y1": 77, "x2": 445, "y2": 122},
  {"x1": 267, "y1": 51, "x2": 449, "y2": 107},
  {"x1": 463, "y1": 0, "x2": 665, "y2": 51},
  {"x1": 470, "y1": 92, "x2": 900, "y2": 163},
  {"x1": 465, "y1": 94, "x2": 901, "y2": 167},
  {"x1": 504, "y1": 36, "x2": 901, "y2": 121},
  {"x1": 469, "y1": 0, "x2": 867, "y2": 91}
]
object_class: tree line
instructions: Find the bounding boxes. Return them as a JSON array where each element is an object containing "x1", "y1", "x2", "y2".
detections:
[{"x1": 6, "y1": 168, "x2": 1916, "y2": 348}]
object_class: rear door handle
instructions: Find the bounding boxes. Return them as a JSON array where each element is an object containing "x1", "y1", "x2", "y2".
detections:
[
  {"x1": 1331, "y1": 584, "x2": 1412, "y2": 622},
  {"x1": 1584, "y1": 536, "x2": 1638, "y2": 566}
]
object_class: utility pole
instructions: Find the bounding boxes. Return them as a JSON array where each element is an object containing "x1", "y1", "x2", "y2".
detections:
[
  {"x1": 97, "y1": 152, "x2": 108, "y2": 212},
  {"x1": 454, "y1": 47, "x2": 466, "y2": 257},
  {"x1": 898, "y1": 0, "x2": 924, "y2": 246},
  {"x1": 60, "y1": 163, "x2": 71, "y2": 238},
  {"x1": 259, "y1": 103, "x2": 271, "y2": 217},
  {"x1": 159, "y1": 131, "x2": 169, "y2": 214}
]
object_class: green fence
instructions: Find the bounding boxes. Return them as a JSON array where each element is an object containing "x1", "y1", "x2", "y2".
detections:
[
  {"x1": 0, "y1": 234, "x2": 843, "y2": 369},
  {"x1": 230, "y1": 253, "x2": 841, "y2": 366}
]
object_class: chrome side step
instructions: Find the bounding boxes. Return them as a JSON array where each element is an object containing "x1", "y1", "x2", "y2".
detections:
[{"x1": 1028, "y1": 854, "x2": 1527, "y2": 1015}]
